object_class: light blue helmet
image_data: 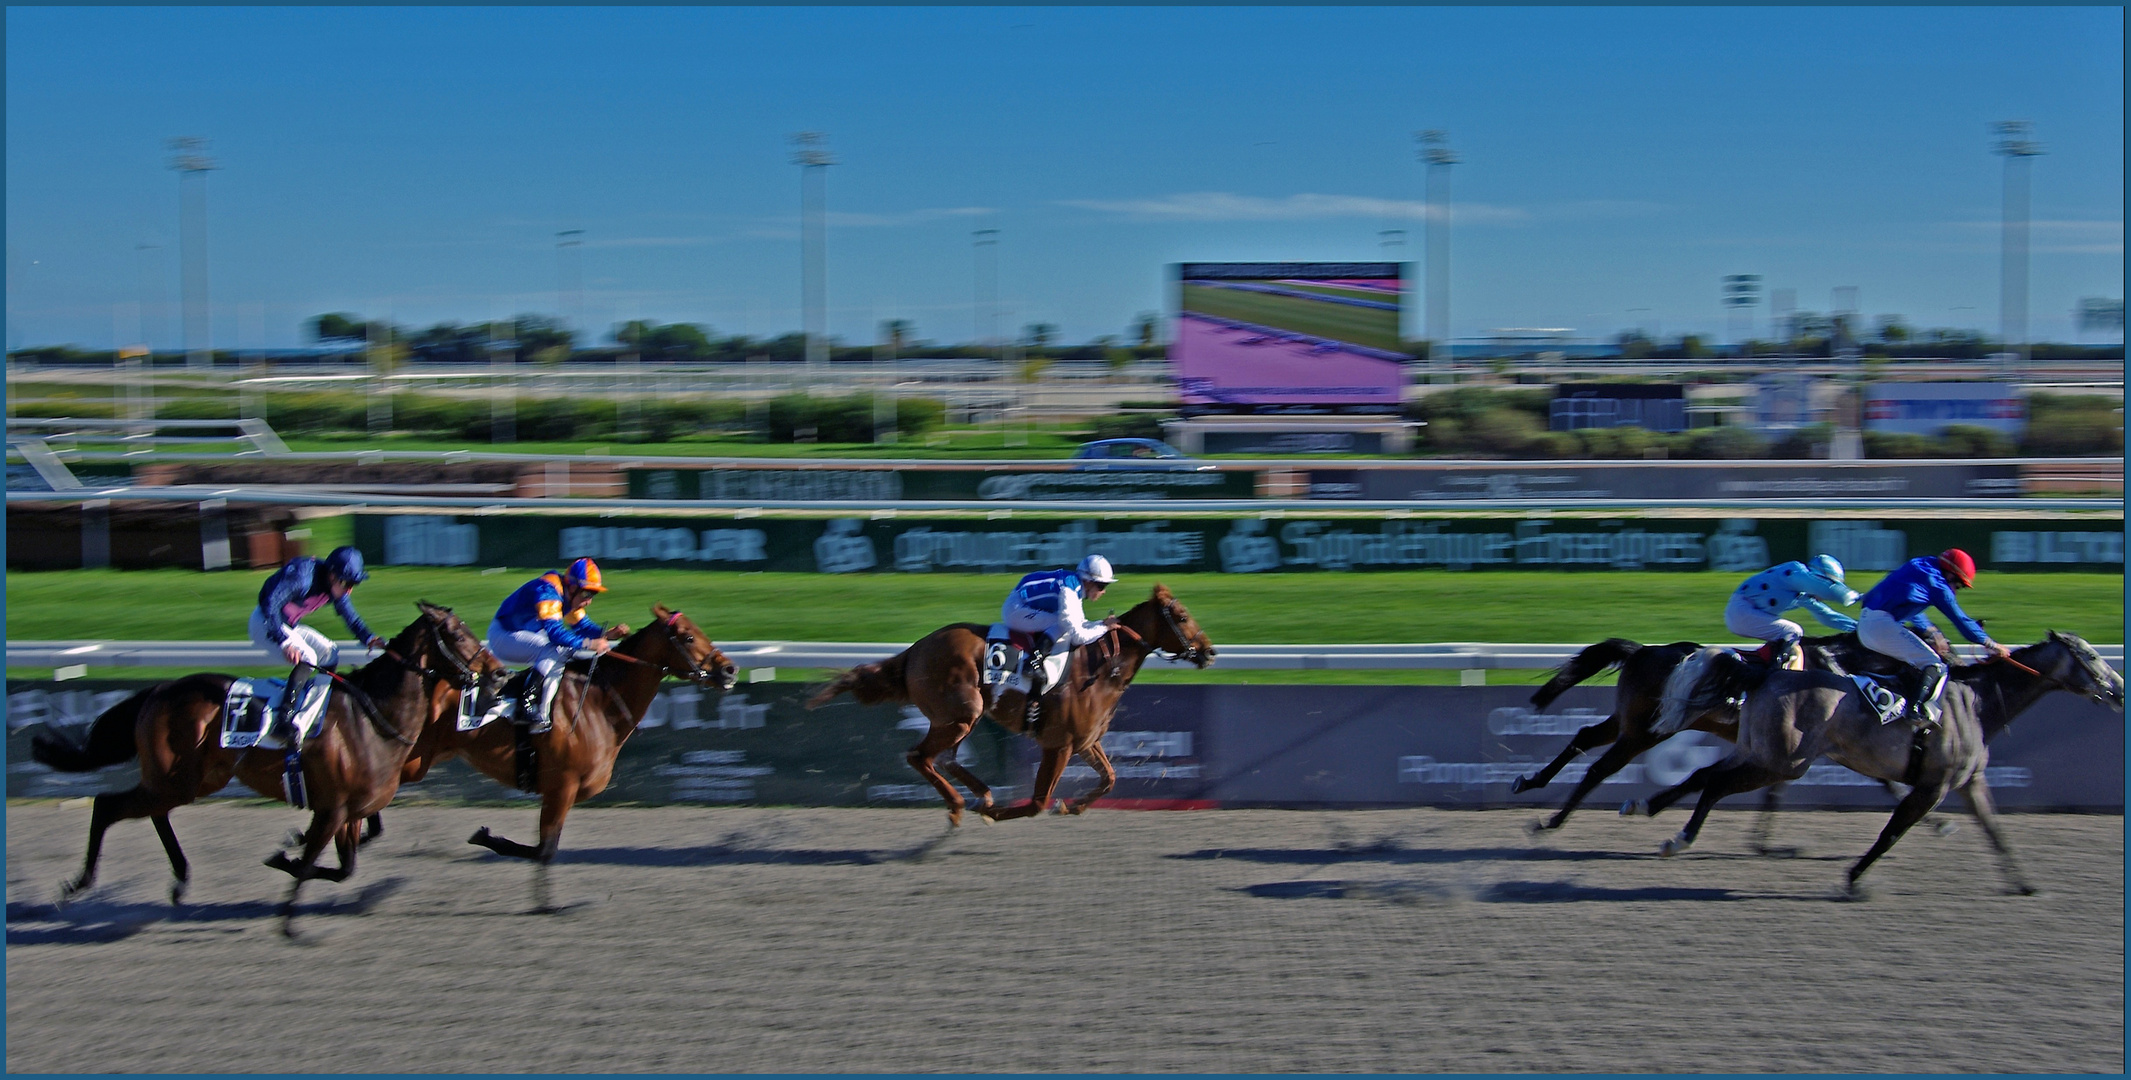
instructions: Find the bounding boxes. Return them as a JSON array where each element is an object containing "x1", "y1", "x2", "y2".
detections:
[{"x1": 1806, "y1": 554, "x2": 1845, "y2": 585}]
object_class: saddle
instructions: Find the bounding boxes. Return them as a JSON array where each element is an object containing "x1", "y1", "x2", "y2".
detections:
[
  {"x1": 984, "y1": 624, "x2": 1069, "y2": 695},
  {"x1": 220, "y1": 677, "x2": 333, "y2": 750}
]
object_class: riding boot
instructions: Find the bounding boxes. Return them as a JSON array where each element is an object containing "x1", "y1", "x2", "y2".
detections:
[
  {"x1": 275, "y1": 661, "x2": 317, "y2": 748},
  {"x1": 1023, "y1": 635, "x2": 1054, "y2": 732},
  {"x1": 516, "y1": 669, "x2": 544, "y2": 730},
  {"x1": 1909, "y1": 662, "x2": 1949, "y2": 731},
  {"x1": 531, "y1": 673, "x2": 561, "y2": 735},
  {"x1": 1772, "y1": 634, "x2": 1803, "y2": 672}
]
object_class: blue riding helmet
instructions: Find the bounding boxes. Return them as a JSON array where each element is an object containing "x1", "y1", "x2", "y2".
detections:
[
  {"x1": 325, "y1": 545, "x2": 369, "y2": 585},
  {"x1": 1805, "y1": 554, "x2": 1845, "y2": 585}
]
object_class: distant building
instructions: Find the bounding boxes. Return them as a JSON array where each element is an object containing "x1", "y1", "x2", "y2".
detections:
[{"x1": 1550, "y1": 383, "x2": 1687, "y2": 433}]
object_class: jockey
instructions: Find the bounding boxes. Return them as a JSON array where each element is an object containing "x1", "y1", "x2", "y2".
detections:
[
  {"x1": 487, "y1": 558, "x2": 628, "y2": 732},
  {"x1": 1857, "y1": 548, "x2": 2010, "y2": 728},
  {"x1": 1001, "y1": 554, "x2": 1120, "y2": 711},
  {"x1": 1726, "y1": 555, "x2": 1859, "y2": 670},
  {"x1": 250, "y1": 546, "x2": 386, "y2": 744}
]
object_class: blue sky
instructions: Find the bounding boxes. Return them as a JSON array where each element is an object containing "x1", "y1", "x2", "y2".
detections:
[{"x1": 6, "y1": 5, "x2": 2122, "y2": 351}]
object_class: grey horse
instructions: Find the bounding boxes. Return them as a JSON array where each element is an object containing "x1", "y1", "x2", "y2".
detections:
[{"x1": 1628, "y1": 631, "x2": 2124, "y2": 895}]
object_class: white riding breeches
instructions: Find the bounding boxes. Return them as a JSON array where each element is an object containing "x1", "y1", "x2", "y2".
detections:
[
  {"x1": 250, "y1": 609, "x2": 339, "y2": 668},
  {"x1": 1001, "y1": 603, "x2": 1065, "y2": 646},
  {"x1": 1858, "y1": 608, "x2": 1942, "y2": 668},
  {"x1": 1724, "y1": 595, "x2": 1803, "y2": 643},
  {"x1": 487, "y1": 623, "x2": 573, "y2": 679}
]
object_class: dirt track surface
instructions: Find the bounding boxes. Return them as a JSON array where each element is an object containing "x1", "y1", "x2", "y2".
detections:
[{"x1": 7, "y1": 802, "x2": 2123, "y2": 1074}]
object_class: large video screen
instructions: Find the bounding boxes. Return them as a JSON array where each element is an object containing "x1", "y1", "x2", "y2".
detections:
[{"x1": 1173, "y1": 261, "x2": 1409, "y2": 410}]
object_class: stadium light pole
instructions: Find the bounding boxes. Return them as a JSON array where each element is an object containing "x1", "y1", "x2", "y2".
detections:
[
  {"x1": 556, "y1": 229, "x2": 584, "y2": 339},
  {"x1": 167, "y1": 137, "x2": 217, "y2": 371},
  {"x1": 791, "y1": 132, "x2": 834, "y2": 379},
  {"x1": 1416, "y1": 131, "x2": 1457, "y2": 377},
  {"x1": 974, "y1": 227, "x2": 1000, "y2": 363},
  {"x1": 1993, "y1": 121, "x2": 2043, "y2": 378}
]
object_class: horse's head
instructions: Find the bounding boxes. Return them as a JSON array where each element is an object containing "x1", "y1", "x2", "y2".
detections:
[
  {"x1": 413, "y1": 600, "x2": 510, "y2": 697},
  {"x1": 645, "y1": 604, "x2": 740, "y2": 691},
  {"x1": 1141, "y1": 583, "x2": 1216, "y2": 669},
  {"x1": 2025, "y1": 631, "x2": 2125, "y2": 713}
]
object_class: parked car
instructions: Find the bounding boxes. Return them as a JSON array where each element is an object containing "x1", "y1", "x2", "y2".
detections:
[{"x1": 1069, "y1": 438, "x2": 1212, "y2": 471}]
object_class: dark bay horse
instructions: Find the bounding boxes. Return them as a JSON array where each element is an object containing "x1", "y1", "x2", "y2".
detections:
[
  {"x1": 398, "y1": 605, "x2": 735, "y2": 909},
  {"x1": 806, "y1": 583, "x2": 1215, "y2": 827},
  {"x1": 1633, "y1": 632, "x2": 2124, "y2": 895},
  {"x1": 30, "y1": 602, "x2": 502, "y2": 928},
  {"x1": 1512, "y1": 629, "x2": 1951, "y2": 837}
]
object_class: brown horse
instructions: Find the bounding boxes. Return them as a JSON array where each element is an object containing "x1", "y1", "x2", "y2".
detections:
[
  {"x1": 806, "y1": 583, "x2": 1215, "y2": 827},
  {"x1": 30, "y1": 602, "x2": 503, "y2": 930},
  {"x1": 398, "y1": 604, "x2": 736, "y2": 909}
]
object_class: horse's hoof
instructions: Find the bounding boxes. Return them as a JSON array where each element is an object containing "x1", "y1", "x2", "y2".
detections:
[
  {"x1": 284, "y1": 827, "x2": 305, "y2": 849},
  {"x1": 468, "y1": 827, "x2": 492, "y2": 846},
  {"x1": 1934, "y1": 819, "x2": 1960, "y2": 838},
  {"x1": 1527, "y1": 818, "x2": 1556, "y2": 836},
  {"x1": 2013, "y1": 882, "x2": 2038, "y2": 897},
  {"x1": 1509, "y1": 775, "x2": 1535, "y2": 794},
  {"x1": 1843, "y1": 877, "x2": 1874, "y2": 902},
  {"x1": 55, "y1": 880, "x2": 85, "y2": 910},
  {"x1": 170, "y1": 878, "x2": 189, "y2": 907},
  {"x1": 1659, "y1": 834, "x2": 1689, "y2": 857},
  {"x1": 1620, "y1": 799, "x2": 1649, "y2": 818},
  {"x1": 946, "y1": 810, "x2": 962, "y2": 829}
]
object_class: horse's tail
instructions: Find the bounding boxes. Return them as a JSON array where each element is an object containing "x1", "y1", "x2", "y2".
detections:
[
  {"x1": 1531, "y1": 638, "x2": 1642, "y2": 710},
  {"x1": 805, "y1": 651, "x2": 912, "y2": 709},
  {"x1": 1654, "y1": 647, "x2": 1757, "y2": 735},
  {"x1": 29, "y1": 685, "x2": 157, "y2": 772}
]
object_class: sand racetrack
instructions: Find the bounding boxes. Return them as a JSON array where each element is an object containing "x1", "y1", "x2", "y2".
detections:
[{"x1": 7, "y1": 802, "x2": 2123, "y2": 1074}]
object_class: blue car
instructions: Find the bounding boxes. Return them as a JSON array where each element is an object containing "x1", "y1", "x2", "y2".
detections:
[{"x1": 1070, "y1": 438, "x2": 1210, "y2": 472}]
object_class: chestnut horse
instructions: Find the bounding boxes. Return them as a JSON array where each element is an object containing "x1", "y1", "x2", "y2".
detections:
[
  {"x1": 1511, "y1": 628, "x2": 1952, "y2": 839},
  {"x1": 30, "y1": 602, "x2": 503, "y2": 930},
  {"x1": 398, "y1": 604, "x2": 736, "y2": 910},
  {"x1": 806, "y1": 583, "x2": 1215, "y2": 827}
]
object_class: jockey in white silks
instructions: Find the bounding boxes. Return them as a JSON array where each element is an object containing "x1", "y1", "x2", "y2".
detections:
[
  {"x1": 999, "y1": 554, "x2": 1120, "y2": 723},
  {"x1": 1724, "y1": 554, "x2": 1860, "y2": 670}
]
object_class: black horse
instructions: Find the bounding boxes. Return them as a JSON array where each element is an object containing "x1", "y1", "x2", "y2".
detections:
[{"x1": 1512, "y1": 629, "x2": 1950, "y2": 839}]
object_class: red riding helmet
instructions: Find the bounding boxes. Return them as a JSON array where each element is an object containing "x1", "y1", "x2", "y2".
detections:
[{"x1": 1938, "y1": 548, "x2": 1977, "y2": 588}]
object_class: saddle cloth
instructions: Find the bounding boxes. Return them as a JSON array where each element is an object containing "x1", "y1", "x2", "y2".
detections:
[
  {"x1": 984, "y1": 623, "x2": 1067, "y2": 694},
  {"x1": 1850, "y1": 673, "x2": 1908, "y2": 725},
  {"x1": 220, "y1": 677, "x2": 334, "y2": 750},
  {"x1": 462, "y1": 666, "x2": 575, "y2": 731}
]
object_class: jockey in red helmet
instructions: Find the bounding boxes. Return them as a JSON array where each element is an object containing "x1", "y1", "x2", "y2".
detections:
[{"x1": 1856, "y1": 548, "x2": 2009, "y2": 729}]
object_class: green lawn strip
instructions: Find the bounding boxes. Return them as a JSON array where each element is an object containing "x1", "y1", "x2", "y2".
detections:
[
  {"x1": 1179, "y1": 284, "x2": 1403, "y2": 353},
  {"x1": 275, "y1": 427, "x2": 1098, "y2": 459},
  {"x1": 2, "y1": 663, "x2": 1569, "y2": 688},
  {"x1": 7, "y1": 569, "x2": 2119, "y2": 649}
]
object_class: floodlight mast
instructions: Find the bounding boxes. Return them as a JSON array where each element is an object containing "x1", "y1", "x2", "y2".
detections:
[
  {"x1": 166, "y1": 137, "x2": 217, "y2": 371},
  {"x1": 792, "y1": 132, "x2": 835, "y2": 376},
  {"x1": 1993, "y1": 121, "x2": 2043, "y2": 376},
  {"x1": 1416, "y1": 130, "x2": 1457, "y2": 375}
]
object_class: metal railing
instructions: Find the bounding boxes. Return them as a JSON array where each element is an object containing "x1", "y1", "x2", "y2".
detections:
[{"x1": 9, "y1": 639, "x2": 2118, "y2": 672}]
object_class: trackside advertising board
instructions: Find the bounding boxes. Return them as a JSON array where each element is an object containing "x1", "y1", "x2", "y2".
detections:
[
  {"x1": 357, "y1": 513, "x2": 2125, "y2": 573},
  {"x1": 11, "y1": 681, "x2": 2118, "y2": 809}
]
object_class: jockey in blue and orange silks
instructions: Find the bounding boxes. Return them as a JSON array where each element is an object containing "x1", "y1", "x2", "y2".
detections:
[{"x1": 487, "y1": 558, "x2": 629, "y2": 731}]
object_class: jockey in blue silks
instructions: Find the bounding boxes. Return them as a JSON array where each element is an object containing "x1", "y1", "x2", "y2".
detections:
[
  {"x1": 249, "y1": 546, "x2": 386, "y2": 744},
  {"x1": 1725, "y1": 555, "x2": 1859, "y2": 670},
  {"x1": 487, "y1": 558, "x2": 627, "y2": 731},
  {"x1": 1857, "y1": 548, "x2": 2009, "y2": 729},
  {"x1": 1001, "y1": 554, "x2": 1120, "y2": 722}
]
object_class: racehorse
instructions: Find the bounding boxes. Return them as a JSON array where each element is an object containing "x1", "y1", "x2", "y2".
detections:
[
  {"x1": 398, "y1": 605, "x2": 736, "y2": 910},
  {"x1": 805, "y1": 583, "x2": 1215, "y2": 828},
  {"x1": 1631, "y1": 631, "x2": 2123, "y2": 895},
  {"x1": 30, "y1": 602, "x2": 503, "y2": 930},
  {"x1": 1511, "y1": 629, "x2": 1951, "y2": 839}
]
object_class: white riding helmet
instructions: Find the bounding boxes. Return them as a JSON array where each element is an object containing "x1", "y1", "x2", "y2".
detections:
[
  {"x1": 1077, "y1": 554, "x2": 1117, "y2": 584},
  {"x1": 1806, "y1": 554, "x2": 1845, "y2": 584}
]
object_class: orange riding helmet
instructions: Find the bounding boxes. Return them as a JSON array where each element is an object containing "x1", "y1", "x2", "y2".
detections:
[{"x1": 564, "y1": 557, "x2": 608, "y2": 593}]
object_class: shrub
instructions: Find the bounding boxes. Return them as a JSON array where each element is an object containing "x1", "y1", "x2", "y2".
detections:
[
  {"x1": 1938, "y1": 424, "x2": 2016, "y2": 458},
  {"x1": 1465, "y1": 407, "x2": 1545, "y2": 455},
  {"x1": 1575, "y1": 425, "x2": 1660, "y2": 459},
  {"x1": 1089, "y1": 412, "x2": 1167, "y2": 441},
  {"x1": 1680, "y1": 426, "x2": 1767, "y2": 459},
  {"x1": 1766, "y1": 423, "x2": 1832, "y2": 459}
]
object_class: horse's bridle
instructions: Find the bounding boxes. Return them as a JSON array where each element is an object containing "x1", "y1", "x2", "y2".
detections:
[
  {"x1": 384, "y1": 612, "x2": 495, "y2": 695},
  {"x1": 595, "y1": 612, "x2": 734, "y2": 689},
  {"x1": 1117, "y1": 600, "x2": 1205, "y2": 666}
]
